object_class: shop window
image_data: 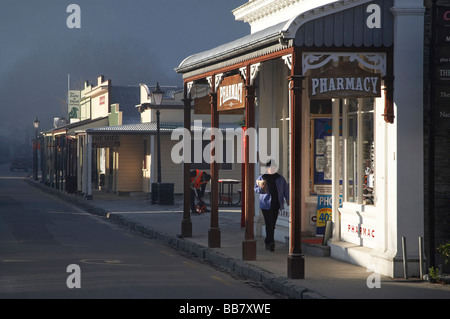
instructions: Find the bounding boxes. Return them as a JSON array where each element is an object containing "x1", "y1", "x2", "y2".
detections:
[
  {"x1": 343, "y1": 98, "x2": 375, "y2": 205},
  {"x1": 309, "y1": 99, "x2": 341, "y2": 195}
]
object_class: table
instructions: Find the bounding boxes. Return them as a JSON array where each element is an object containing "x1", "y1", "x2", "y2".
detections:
[{"x1": 218, "y1": 179, "x2": 241, "y2": 206}]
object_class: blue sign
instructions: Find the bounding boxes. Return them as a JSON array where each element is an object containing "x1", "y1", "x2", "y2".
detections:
[{"x1": 316, "y1": 195, "x2": 342, "y2": 235}]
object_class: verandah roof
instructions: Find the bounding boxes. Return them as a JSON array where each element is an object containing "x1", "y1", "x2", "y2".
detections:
[
  {"x1": 175, "y1": 0, "x2": 393, "y2": 78},
  {"x1": 86, "y1": 122, "x2": 241, "y2": 135}
]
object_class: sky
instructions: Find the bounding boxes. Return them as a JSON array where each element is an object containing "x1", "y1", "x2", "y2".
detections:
[{"x1": 0, "y1": 0, "x2": 249, "y2": 135}]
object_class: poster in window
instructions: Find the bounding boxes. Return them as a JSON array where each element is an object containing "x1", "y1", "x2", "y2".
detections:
[
  {"x1": 312, "y1": 118, "x2": 342, "y2": 192},
  {"x1": 313, "y1": 119, "x2": 332, "y2": 185}
]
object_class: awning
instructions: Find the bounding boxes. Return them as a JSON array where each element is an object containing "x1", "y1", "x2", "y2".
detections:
[
  {"x1": 175, "y1": 0, "x2": 392, "y2": 78},
  {"x1": 86, "y1": 122, "x2": 242, "y2": 135},
  {"x1": 175, "y1": 20, "x2": 290, "y2": 77},
  {"x1": 43, "y1": 116, "x2": 109, "y2": 136},
  {"x1": 87, "y1": 122, "x2": 184, "y2": 135}
]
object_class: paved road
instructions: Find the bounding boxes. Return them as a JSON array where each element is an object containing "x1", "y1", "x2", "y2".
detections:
[{"x1": 0, "y1": 164, "x2": 278, "y2": 300}]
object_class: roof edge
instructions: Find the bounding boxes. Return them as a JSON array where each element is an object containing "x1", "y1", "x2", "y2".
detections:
[
  {"x1": 281, "y1": 0, "x2": 374, "y2": 39},
  {"x1": 175, "y1": 22, "x2": 287, "y2": 74}
]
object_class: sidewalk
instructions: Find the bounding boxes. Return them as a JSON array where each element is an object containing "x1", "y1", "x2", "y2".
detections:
[{"x1": 27, "y1": 180, "x2": 450, "y2": 299}]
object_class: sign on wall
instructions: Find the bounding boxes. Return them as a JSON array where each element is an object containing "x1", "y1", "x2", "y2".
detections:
[
  {"x1": 316, "y1": 195, "x2": 332, "y2": 235},
  {"x1": 92, "y1": 135, "x2": 120, "y2": 148},
  {"x1": 68, "y1": 90, "x2": 81, "y2": 121},
  {"x1": 316, "y1": 195, "x2": 342, "y2": 235},
  {"x1": 309, "y1": 62, "x2": 381, "y2": 100},
  {"x1": 435, "y1": 6, "x2": 450, "y2": 125}
]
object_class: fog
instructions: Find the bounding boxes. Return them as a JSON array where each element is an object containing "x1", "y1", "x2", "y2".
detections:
[
  {"x1": 0, "y1": 0, "x2": 248, "y2": 152},
  {"x1": 0, "y1": 37, "x2": 171, "y2": 132}
]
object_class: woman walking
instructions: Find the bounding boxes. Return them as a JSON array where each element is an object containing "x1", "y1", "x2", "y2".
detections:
[{"x1": 254, "y1": 161, "x2": 289, "y2": 251}]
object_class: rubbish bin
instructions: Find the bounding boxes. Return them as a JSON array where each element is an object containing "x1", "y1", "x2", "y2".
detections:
[
  {"x1": 151, "y1": 182, "x2": 174, "y2": 205},
  {"x1": 151, "y1": 183, "x2": 158, "y2": 204}
]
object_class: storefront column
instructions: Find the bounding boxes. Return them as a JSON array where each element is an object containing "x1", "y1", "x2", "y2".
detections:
[
  {"x1": 390, "y1": 0, "x2": 425, "y2": 274},
  {"x1": 87, "y1": 134, "x2": 92, "y2": 199},
  {"x1": 81, "y1": 135, "x2": 88, "y2": 195},
  {"x1": 332, "y1": 99, "x2": 340, "y2": 239},
  {"x1": 209, "y1": 81, "x2": 220, "y2": 248},
  {"x1": 242, "y1": 63, "x2": 256, "y2": 261},
  {"x1": 77, "y1": 135, "x2": 82, "y2": 192},
  {"x1": 181, "y1": 82, "x2": 192, "y2": 238},
  {"x1": 287, "y1": 49, "x2": 305, "y2": 279}
]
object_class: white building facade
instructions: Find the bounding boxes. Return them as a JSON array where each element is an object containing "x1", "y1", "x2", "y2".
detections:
[{"x1": 177, "y1": 0, "x2": 425, "y2": 278}]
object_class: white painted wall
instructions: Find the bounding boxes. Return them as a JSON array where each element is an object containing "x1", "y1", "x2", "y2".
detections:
[{"x1": 389, "y1": 0, "x2": 425, "y2": 274}]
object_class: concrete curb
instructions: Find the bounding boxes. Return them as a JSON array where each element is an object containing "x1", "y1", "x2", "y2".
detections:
[{"x1": 25, "y1": 179, "x2": 327, "y2": 299}]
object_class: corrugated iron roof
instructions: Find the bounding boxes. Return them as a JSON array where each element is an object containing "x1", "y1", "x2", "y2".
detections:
[
  {"x1": 43, "y1": 116, "x2": 109, "y2": 135},
  {"x1": 175, "y1": 20, "x2": 288, "y2": 74},
  {"x1": 175, "y1": 0, "x2": 390, "y2": 76},
  {"x1": 86, "y1": 122, "x2": 242, "y2": 135},
  {"x1": 294, "y1": 0, "x2": 393, "y2": 48}
]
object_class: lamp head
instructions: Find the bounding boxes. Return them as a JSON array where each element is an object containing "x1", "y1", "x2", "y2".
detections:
[
  {"x1": 33, "y1": 117, "x2": 40, "y2": 129},
  {"x1": 152, "y1": 82, "x2": 164, "y2": 106}
]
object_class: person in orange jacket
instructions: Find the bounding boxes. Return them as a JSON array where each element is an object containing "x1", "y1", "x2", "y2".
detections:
[{"x1": 190, "y1": 169, "x2": 211, "y2": 213}]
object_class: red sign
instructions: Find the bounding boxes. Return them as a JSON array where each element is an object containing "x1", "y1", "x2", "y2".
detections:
[{"x1": 347, "y1": 223, "x2": 375, "y2": 238}]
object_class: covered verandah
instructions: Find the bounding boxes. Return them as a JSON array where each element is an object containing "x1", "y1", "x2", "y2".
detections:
[
  {"x1": 175, "y1": 0, "x2": 424, "y2": 279},
  {"x1": 176, "y1": 18, "x2": 306, "y2": 279}
]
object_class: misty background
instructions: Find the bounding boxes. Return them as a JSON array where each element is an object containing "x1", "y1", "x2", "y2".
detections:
[{"x1": 0, "y1": 0, "x2": 248, "y2": 158}]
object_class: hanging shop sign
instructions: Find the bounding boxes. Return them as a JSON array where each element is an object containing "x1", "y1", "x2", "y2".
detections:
[
  {"x1": 309, "y1": 62, "x2": 381, "y2": 100},
  {"x1": 92, "y1": 135, "x2": 120, "y2": 148},
  {"x1": 217, "y1": 74, "x2": 244, "y2": 111}
]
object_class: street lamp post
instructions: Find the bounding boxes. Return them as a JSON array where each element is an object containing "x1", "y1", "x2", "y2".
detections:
[
  {"x1": 33, "y1": 117, "x2": 40, "y2": 181},
  {"x1": 152, "y1": 82, "x2": 164, "y2": 184}
]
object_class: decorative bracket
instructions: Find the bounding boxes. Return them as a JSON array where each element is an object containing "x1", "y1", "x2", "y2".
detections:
[
  {"x1": 282, "y1": 54, "x2": 292, "y2": 70},
  {"x1": 239, "y1": 63, "x2": 261, "y2": 85},
  {"x1": 215, "y1": 73, "x2": 224, "y2": 92},
  {"x1": 302, "y1": 52, "x2": 386, "y2": 76},
  {"x1": 206, "y1": 74, "x2": 224, "y2": 92},
  {"x1": 186, "y1": 81, "x2": 193, "y2": 95},
  {"x1": 239, "y1": 66, "x2": 247, "y2": 82},
  {"x1": 249, "y1": 63, "x2": 261, "y2": 85},
  {"x1": 206, "y1": 76, "x2": 212, "y2": 90}
]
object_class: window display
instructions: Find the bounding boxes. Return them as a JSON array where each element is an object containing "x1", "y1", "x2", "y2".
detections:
[{"x1": 343, "y1": 98, "x2": 374, "y2": 205}]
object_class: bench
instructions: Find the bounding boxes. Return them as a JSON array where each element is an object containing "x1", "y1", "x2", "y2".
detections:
[{"x1": 204, "y1": 189, "x2": 241, "y2": 206}]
